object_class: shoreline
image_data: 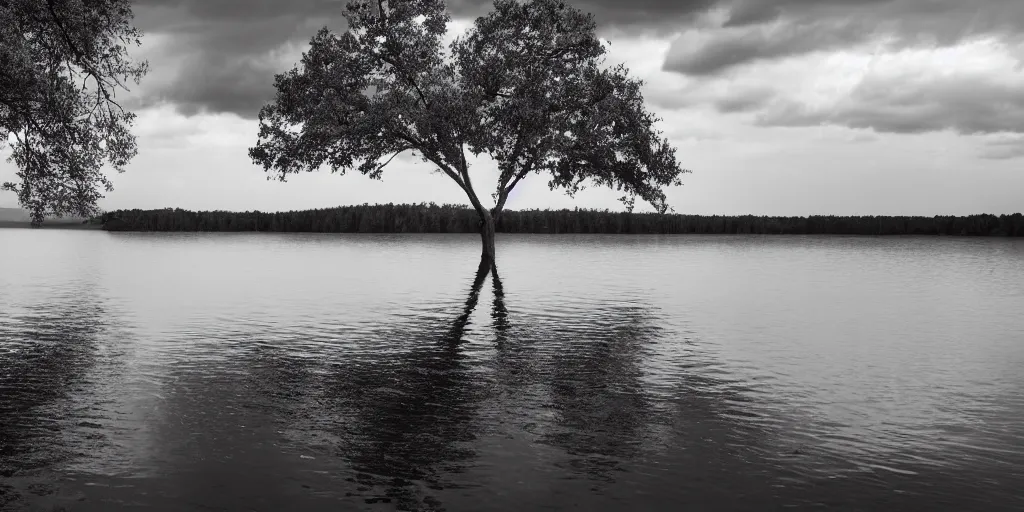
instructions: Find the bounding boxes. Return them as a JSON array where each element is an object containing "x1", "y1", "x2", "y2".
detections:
[
  {"x1": 96, "y1": 205, "x2": 1024, "y2": 237},
  {"x1": 0, "y1": 221, "x2": 103, "y2": 230}
]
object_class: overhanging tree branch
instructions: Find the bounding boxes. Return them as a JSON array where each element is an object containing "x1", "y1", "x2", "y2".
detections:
[{"x1": 3, "y1": 0, "x2": 146, "y2": 222}]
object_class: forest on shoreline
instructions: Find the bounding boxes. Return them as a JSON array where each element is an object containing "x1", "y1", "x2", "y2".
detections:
[{"x1": 97, "y1": 203, "x2": 1024, "y2": 236}]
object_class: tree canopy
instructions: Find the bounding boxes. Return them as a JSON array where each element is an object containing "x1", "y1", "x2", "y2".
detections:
[
  {"x1": 250, "y1": 0, "x2": 689, "y2": 261},
  {"x1": 0, "y1": 0, "x2": 147, "y2": 223}
]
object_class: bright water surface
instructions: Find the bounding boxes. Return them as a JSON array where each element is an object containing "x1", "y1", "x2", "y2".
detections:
[{"x1": 1, "y1": 229, "x2": 1023, "y2": 511}]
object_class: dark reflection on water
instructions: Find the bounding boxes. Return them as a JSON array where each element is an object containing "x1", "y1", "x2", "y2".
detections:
[
  {"x1": 1, "y1": 232, "x2": 1024, "y2": 511},
  {"x1": 0, "y1": 281, "x2": 125, "y2": 508},
  {"x1": 320, "y1": 258, "x2": 497, "y2": 509},
  {"x1": 520, "y1": 305, "x2": 664, "y2": 483},
  {"x1": 0, "y1": 303, "x2": 95, "y2": 473}
]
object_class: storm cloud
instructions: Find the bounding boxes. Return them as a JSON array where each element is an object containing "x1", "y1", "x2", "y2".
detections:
[
  {"x1": 130, "y1": 0, "x2": 350, "y2": 118},
  {"x1": 665, "y1": 0, "x2": 1024, "y2": 76},
  {"x1": 130, "y1": 0, "x2": 715, "y2": 118},
  {"x1": 644, "y1": 0, "x2": 1024, "y2": 153},
  {"x1": 664, "y1": 18, "x2": 871, "y2": 76},
  {"x1": 128, "y1": 0, "x2": 1024, "y2": 158},
  {"x1": 754, "y1": 66, "x2": 1024, "y2": 135},
  {"x1": 712, "y1": 85, "x2": 776, "y2": 113}
]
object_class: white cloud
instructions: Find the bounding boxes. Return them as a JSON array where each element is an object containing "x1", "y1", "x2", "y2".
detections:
[{"x1": 754, "y1": 39, "x2": 1024, "y2": 139}]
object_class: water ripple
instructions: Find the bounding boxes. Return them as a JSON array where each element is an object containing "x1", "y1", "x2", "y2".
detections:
[{"x1": 1, "y1": 231, "x2": 1023, "y2": 510}]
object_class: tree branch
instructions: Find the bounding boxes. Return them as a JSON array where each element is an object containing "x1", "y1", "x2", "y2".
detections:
[
  {"x1": 375, "y1": 144, "x2": 413, "y2": 172},
  {"x1": 0, "y1": 97, "x2": 52, "y2": 139},
  {"x1": 45, "y1": 0, "x2": 113, "y2": 97},
  {"x1": 391, "y1": 128, "x2": 468, "y2": 193},
  {"x1": 505, "y1": 160, "x2": 533, "y2": 196},
  {"x1": 500, "y1": 125, "x2": 528, "y2": 187},
  {"x1": 376, "y1": 52, "x2": 428, "y2": 109},
  {"x1": 491, "y1": 156, "x2": 536, "y2": 222},
  {"x1": 454, "y1": 141, "x2": 491, "y2": 221}
]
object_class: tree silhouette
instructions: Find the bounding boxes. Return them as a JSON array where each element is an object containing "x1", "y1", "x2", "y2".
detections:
[
  {"x1": 249, "y1": 0, "x2": 688, "y2": 264},
  {"x1": 100, "y1": 204, "x2": 1024, "y2": 236},
  {"x1": 0, "y1": 0, "x2": 147, "y2": 224}
]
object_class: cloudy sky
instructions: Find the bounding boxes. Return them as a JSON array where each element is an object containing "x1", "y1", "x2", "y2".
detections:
[{"x1": 3, "y1": 0, "x2": 1022, "y2": 215}]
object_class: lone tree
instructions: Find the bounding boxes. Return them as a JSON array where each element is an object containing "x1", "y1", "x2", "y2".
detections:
[
  {"x1": 250, "y1": 0, "x2": 688, "y2": 264},
  {"x1": 0, "y1": 0, "x2": 147, "y2": 224}
]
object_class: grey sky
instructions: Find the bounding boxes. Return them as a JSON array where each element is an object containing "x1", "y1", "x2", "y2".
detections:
[{"x1": 2, "y1": 0, "x2": 1022, "y2": 215}]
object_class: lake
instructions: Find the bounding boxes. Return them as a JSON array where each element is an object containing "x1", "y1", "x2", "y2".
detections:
[{"x1": 1, "y1": 229, "x2": 1023, "y2": 511}]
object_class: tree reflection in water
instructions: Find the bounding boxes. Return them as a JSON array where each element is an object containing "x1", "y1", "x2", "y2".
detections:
[
  {"x1": 315, "y1": 256, "x2": 752, "y2": 510},
  {"x1": 0, "y1": 284, "x2": 112, "y2": 508},
  {"x1": 321, "y1": 257, "x2": 499, "y2": 510},
  {"x1": 223, "y1": 255, "x2": 787, "y2": 511},
  {"x1": 6, "y1": 251, "x2": 1011, "y2": 511},
  {"x1": 538, "y1": 307, "x2": 664, "y2": 483}
]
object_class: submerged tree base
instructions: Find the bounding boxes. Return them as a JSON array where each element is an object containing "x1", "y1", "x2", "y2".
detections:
[{"x1": 99, "y1": 204, "x2": 1024, "y2": 236}]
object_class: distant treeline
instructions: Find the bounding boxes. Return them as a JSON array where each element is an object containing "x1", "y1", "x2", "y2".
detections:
[{"x1": 99, "y1": 203, "x2": 1024, "y2": 236}]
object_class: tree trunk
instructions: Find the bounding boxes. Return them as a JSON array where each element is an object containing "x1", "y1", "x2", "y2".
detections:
[
  {"x1": 453, "y1": 159, "x2": 500, "y2": 265},
  {"x1": 479, "y1": 209, "x2": 496, "y2": 265}
]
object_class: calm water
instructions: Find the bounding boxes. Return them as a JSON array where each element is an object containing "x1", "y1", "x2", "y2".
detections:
[{"x1": 1, "y1": 229, "x2": 1023, "y2": 511}]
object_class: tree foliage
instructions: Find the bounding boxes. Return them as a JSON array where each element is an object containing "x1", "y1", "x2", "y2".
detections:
[
  {"x1": 100, "y1": 204, "x2": 1024, "y2": 237},
  {"x1": 0, "y1": 0, "x2": 147, "y2": 223},
  {"x1": 249, "y1": 0, "x2": 688, "y2": 233}
]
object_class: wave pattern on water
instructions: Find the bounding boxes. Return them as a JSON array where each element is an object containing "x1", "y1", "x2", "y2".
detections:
[{"x1": 1, "y1": 230, "x2": 1023, "y2": 511}]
